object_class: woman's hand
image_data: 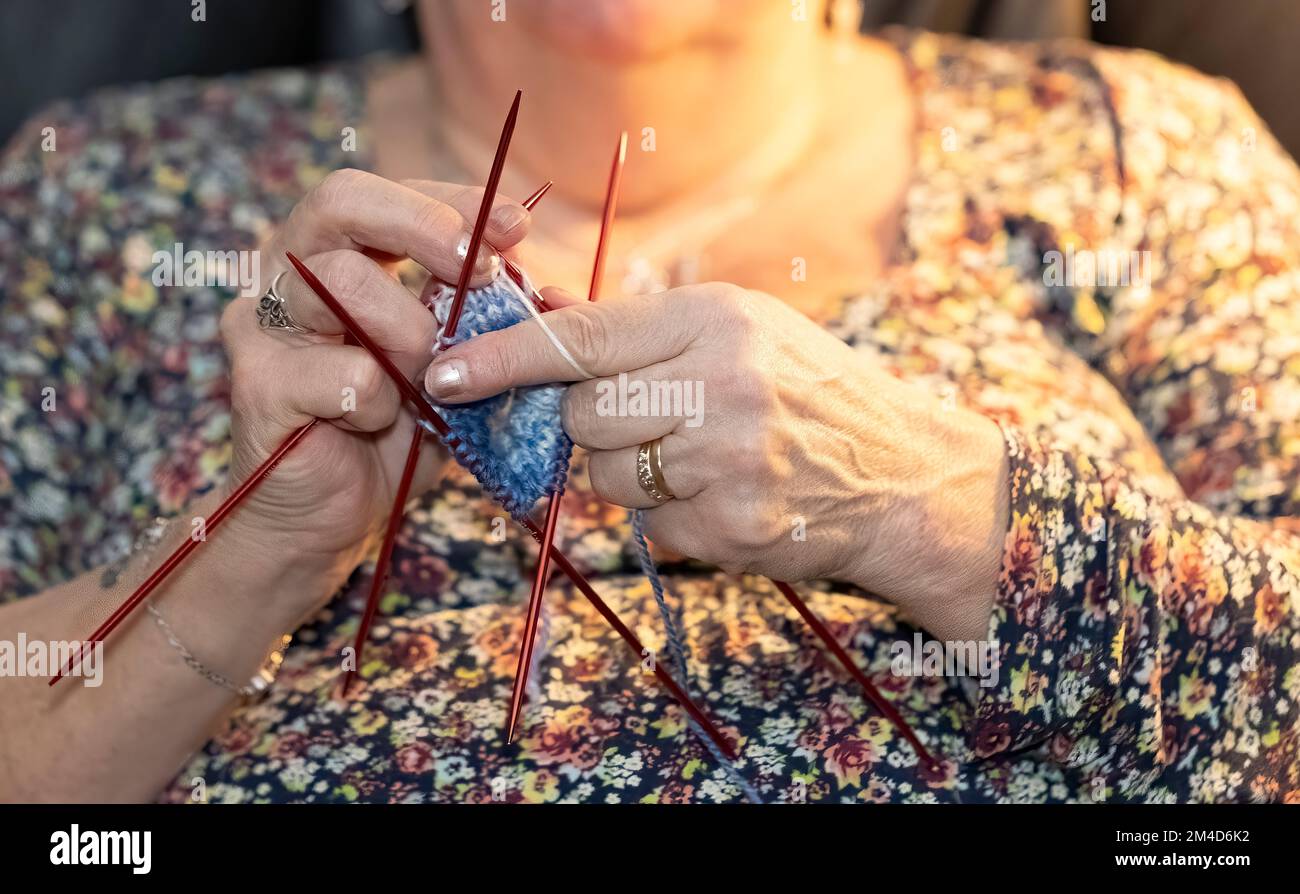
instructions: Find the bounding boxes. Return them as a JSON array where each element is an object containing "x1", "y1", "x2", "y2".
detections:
[
  {"x1": 422, "y1": 283, "x2": 1009, "y2": 642},
  {"x1": 217, "y1": 169, "x2": 531, "y2": 625}
]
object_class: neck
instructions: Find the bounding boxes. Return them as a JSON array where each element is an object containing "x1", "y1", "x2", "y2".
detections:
[
  {"x1": 368, "y1": 17, "x2": 914, "y2": 311},
  {"x1": 418, "y1": 8, "x2": 829, "y2": 216}
]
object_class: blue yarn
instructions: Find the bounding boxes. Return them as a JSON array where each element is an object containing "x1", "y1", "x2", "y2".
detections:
[
  {"x1": 631, "y1": 510, "x2": 763, "y2": 804},
  {"x1": 420, "y1": 272, "x2": 759, "y2": 802},
  {"x1": 630, "y1": 510, "x2": 689, "y2": 684},
  {"x1": 420, "y1": 276, "x2": 573, "y2": 523}
]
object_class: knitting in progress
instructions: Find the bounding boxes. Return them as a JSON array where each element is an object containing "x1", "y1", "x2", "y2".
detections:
[
  {"x1": 420, "y1": 271, "x2": 575, "y2": 524},
  {"x1": 419, "y1": 267, "x2": 764, "y2": 801},
  {"x1": 49, "y1": 93, "x2": 936, "y2": 805}
]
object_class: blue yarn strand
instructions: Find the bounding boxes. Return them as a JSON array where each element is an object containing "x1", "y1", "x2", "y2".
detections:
[
  {"x1": 631, "y1": 510, "x2": 690, "y2": 684},
  {"x1": 631, "y1": 510, "x2": 762, "y2": 804}
]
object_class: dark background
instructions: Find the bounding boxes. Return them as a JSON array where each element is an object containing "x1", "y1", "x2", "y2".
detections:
[{"x1": 3, "y1": 0, "x2": 1300, "y2": 155}]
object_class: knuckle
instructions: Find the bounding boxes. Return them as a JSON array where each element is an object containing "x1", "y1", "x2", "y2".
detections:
[
  {"x1": 444, "y1": 184, "x2": 478, "y2": 208},
  {"x1": 350, "y1": 356, "x2": 388, "y2": 406},
  {"x1": 560, "y1": 385, "x2": 598, "y2": 445},
  {"x1": 706, "y1": 283, "x2": 762, "y2": 335},
  {"x1": 397, "y1": 177, "x2": 432, "y2": 194},
  {"x1": 720, "y1": 503, "x2": 778, "y2": 554},
  {"x1": 471, "y1": 340, "x2": 518, "y2": 396},
  {"x1": 727, "y1": 362, "x2": 777, "y2": 415},
  {"x1": 315, "y1": 250, "x2": 374, "y2": 301},
  {"x1": 586, "y1": 453, "x2": 617, "y2": 500},
  {"x1": 707, "y1": 281, "x2": 750, "y2": 312},
  {"x1": 413, "y1": 198, "x2": 459, "y2": 243},
  {"x1": 565, "y1": 309, "x2": 613, "y2": 370},
  {"x1": 219, "y1": 297, "x2": 250, "y2": 348},
  {"x1": 312, "y1": 167, "x2": 369, "y2": 209},
  {"x1": 726, "y1": 427, "x2": 772, "y2": 478}
]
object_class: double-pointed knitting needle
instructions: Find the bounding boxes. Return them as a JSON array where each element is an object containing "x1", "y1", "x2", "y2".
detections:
[
  {"x1": 49, "y1": 420, "x2": 321, "y2": 685},
  {"x1": 286, "y1": 251, "x2": 736, "y2": 759},
  {"x1": 587, "y1": 133, "x2": 626, "y2": 300},
  {"x1": 504, "y1": 132, "x2": 627, "y2": 745},
  {"x1": 442, "y1": 90, "x2": 521, "y2": 341},
  {"x1": 520, "y1": 180, "x2": 553, "y2": 211},
  {"x1": 341, "y1": 181, "x2": 554, "y2": 697},
  {"x1": 339, "y1": 425, "x2": 422, "y2": 697},
  {"x1": 772, "y1": 580, "x2": 938, "y2": 768}
]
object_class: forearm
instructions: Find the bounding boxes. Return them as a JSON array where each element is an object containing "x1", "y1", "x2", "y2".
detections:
[{"x1": 0, "y1": 490, "x2": 352, "y2": 802}]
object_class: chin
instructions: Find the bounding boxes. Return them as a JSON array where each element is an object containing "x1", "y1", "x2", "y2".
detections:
[{"x1": 516, "y1": 0, "x2": 754, "y2": 61}]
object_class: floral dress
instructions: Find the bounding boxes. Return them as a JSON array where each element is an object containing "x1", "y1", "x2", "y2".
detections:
[{"x1": 2, "y1": 30, "x2": 1298, "y2": 803}]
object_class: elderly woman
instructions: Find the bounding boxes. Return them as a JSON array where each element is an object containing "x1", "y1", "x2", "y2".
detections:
[{"x1": 1, "y1": 0, "x2": 1297, "y2": 803}]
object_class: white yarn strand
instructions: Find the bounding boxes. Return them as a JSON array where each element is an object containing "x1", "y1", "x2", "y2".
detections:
[{"x1": 500, "y1": 267, "x2": 595, "y2": 380}]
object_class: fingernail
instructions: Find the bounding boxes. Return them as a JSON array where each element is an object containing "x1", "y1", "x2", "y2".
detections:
[
  {"x1": 490, "y1": 204, "x2": 527, "y2": 234},
  {"x1": 455, "y1": 234, "x2": 501, "y2": 280},
  {"x1": 426, "y1": 358, "x2": 467, "y2": 399}
]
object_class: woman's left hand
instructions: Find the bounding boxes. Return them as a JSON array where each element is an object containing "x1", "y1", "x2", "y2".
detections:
[{"x1": 424, "y1": 283, "x2": 1009, "y2": 642}]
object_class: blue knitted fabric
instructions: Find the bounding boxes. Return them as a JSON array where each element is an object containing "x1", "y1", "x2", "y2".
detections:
[{"x1": 420, "y1": 275, "x2": 573, "y2": 523}]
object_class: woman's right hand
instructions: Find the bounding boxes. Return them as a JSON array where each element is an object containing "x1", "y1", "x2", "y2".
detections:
[{"x1": 216, "y1": 168, "x2": 531, "y2": 621}]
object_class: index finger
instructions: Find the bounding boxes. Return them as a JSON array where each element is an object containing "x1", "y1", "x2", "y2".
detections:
[
  {"x1": 401, "y1": 179, "x2": 531, "y2": 247},
  {"x1": 268, "y1": 169, "x2": 529, "y2": 289},
  {"x1": 422, "y1": 285, "x2": 717, "y2": 403}
]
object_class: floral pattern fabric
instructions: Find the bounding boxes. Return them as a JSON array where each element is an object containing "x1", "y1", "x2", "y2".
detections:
[{"x1": 2, "y1": 31, "x2": 1298, "y2": 802}]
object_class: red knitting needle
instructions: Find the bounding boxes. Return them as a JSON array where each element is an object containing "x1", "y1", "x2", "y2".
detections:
[
  {"x1": 773, "y1": 580, "x2": 937, "y2": 768},
  {"x1": 287, "y1": 251, "x2": 736, "y2": 758},
  {"x1": 588, "y1": 132, "x2": 626, "y2": 299},
  {"x1": 504, "y1": 488, "x2": 561, "y2": 742},
  {"x1": 505, "y1": 132, "x2": 627, "y2": 745},
  {"x1": 339, "y1": 425, "x2": 422, "y2": 697},
  {"x1": 442, "y1": 90, "x2": 521, "y2": 341},
  {"x1": 49, "y1": 420, "x2": 321, "y2": 684},
  {"x1": 341, "y1": 181, "x2": 555, "y2": 697},
  {"x1": 520, "y1": 180, "x2": 553, "y2": 210},
  {"x1": 517, "y1": 515, "x2": 735, "y2": 757}
]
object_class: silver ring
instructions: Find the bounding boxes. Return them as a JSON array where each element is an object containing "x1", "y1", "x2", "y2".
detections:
[{"x1": 256, "y1": 270, "x2": 316, "y2": 335}]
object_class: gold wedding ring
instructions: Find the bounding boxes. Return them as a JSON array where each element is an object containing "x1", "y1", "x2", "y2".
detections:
[{"x1": 636, "y1": 438, "x2": 676, "y2": 504}]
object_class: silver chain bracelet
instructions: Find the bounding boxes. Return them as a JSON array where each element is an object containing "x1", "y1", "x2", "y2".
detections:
[
  {"x1": 128, "y1": 516, "x2": 292, "y2": 701},
  {"x1": 146, "y1": 600, "x2": 292, "y2": 701}
]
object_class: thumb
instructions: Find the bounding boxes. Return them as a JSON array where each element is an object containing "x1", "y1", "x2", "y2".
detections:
[
  {"x1": 422, "y1": 286, "x2": 591, "y2": 404},
  {"x1": 421, "y1": 286, "x2": 703, "y2": 404}
]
